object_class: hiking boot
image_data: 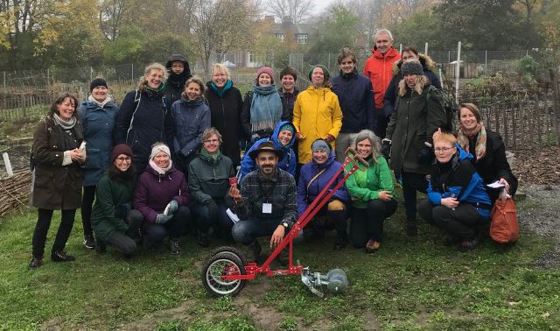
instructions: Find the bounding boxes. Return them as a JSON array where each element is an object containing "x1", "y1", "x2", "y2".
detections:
[
  {"x1": 197, "y1": 232, "x2": 210, "y2": 247},
  {"x1": 365, "y1": 239, "x2": 381, "y2": 253},
  {"x1": 249, "y1": 240, "x2": 262, "y2": 262},
  {"x1": 333, "y1": 236, "x2": 348, "y2": 250},
  {"x1": 29, "y1": 257, "x2": 43, "y2": 269},
  {"x1": 83, "y1": 235, "x2": 96, "y2": 249},
  {"x1": 96, "y1": 240, "x2": 107, "y2": 254},
  {"x1": 406, "y1": 219, "x2": 418, "y2": 237},
  {"x1": 169, "y1": 239, "x2": 181, "y2": 256},
  {"x1": 458, "y1": 237, "x2": 479, "y2": 252},
  {"x1": 51, "y1": 250, "x2": 76, "y2": 262}
]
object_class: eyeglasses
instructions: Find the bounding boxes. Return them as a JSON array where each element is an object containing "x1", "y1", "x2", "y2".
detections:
[{"x1": 434, "y1": 147, "x2": 455, "y2": 153}]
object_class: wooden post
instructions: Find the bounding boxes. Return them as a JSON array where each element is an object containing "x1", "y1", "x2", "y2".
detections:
[
  {"x1": 455, "y1": 41, "x2": 461, "y2": 102},
  {"x1": 424, "y1": 42, "x2": 429, "y2": 55},
  {"x1": 550, "y1": 69, "x2": 560, "y2": 145},
  {"x1": 2, "y1": 152, "x2": 13, "y2": 177}
]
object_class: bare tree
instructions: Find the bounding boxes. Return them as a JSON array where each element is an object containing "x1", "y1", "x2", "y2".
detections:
[
  {"x1": 265, "y1": 0, "x2": 314, "y2": 23},
  {"x1": 192, "y1": 0, "x2": 259, "y2": 74},
  {"x1": 99, "y1": 0, "x2": 129, "y2": 41}
]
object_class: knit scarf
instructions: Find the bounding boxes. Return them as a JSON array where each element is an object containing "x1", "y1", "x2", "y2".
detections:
[
  {"x1": 200, "y1": 148, "x2": 220, "y2": 162},
  {"x1": 149, "y1": 158, "x2": 173, "y2": 175},
  {"x1": 53, "y1": 113, "x2": 77, "y2": 130},
  {"x1": 250, "y1": 84, "x2": 282, "y2": 134},
  {"x1": 457, "y1": 122, "x2": 487, "y2": 161},
  {"x1": 145, "y1": 83, "x2": 165, "y2": 95},
  {"x1": 209, "y1": 80, "x2": 233, "y2": 97},
  {"x1": 88, "y1": 94, "x2": 113, "y2": 108}
]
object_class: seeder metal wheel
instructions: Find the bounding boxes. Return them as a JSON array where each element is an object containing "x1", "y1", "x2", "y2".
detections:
[{"x1": 202, "y1": 251, "x2": 246, "y2": 297}]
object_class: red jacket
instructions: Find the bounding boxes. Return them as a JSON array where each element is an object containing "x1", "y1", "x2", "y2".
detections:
[{"x1": 363, "y1": 47, "x2": 401, "y2": 110}]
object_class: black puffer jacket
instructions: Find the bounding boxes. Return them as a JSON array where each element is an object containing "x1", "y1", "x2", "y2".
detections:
[{"x1": 164, "y1": 54, "x2": 192, "y2": 107}]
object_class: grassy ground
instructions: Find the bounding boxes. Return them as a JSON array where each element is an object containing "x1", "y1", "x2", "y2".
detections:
[{"x1": 1, "y1": 193, "x2": 559, "y2": 331}]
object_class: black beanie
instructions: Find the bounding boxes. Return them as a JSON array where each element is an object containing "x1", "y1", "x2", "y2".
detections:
[
  {"x1": 90, "y1": 78, "x2": 108, "y2": 92},
  {"x1": 401, "y1": 61, "x2": 424, "y2": 76}
]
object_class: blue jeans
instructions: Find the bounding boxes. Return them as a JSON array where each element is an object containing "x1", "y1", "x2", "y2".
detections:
[{"x1": 231, "y1": 217, "x2": 283, "y2": 245}]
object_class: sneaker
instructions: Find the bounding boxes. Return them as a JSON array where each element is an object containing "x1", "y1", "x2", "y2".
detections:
[
  {"x1": 29, "y1": 257, "x2": 43, "y2": 269},
  {"x1": 83, "y1": 235, "x2": 96, "y2": 249},
  {"x1": 365, "y1": 239, "x2": 381, "y2": 253},
  {"x1": 51, "y1": 250, "x2": 76, "y2": 262},
  {"x1": 169, "y1": 239, "x2": 181, "y2": 256},
  {"x1": 249, "y1": 240, "x2": 262, "y2": 262}
]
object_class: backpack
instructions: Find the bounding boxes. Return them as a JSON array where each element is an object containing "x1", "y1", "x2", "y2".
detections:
[{"x1": 425, "y1": 85, "x2": 458, "y2": 132}]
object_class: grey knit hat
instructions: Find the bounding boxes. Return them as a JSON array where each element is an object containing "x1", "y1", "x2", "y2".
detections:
[{"x1": 401, "y1": 60, "x2": 424, "y2": 76}]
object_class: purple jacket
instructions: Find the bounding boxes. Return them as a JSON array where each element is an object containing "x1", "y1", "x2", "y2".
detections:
[
  {"x1": 297, "y1": 152, "x2": 350, "y2": 216},
  {"x1": 134, "y1": 165, "x2": 190, "y2": 223}
]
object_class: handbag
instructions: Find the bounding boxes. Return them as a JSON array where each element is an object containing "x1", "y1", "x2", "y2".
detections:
[{"x1": 489, "y1": 198, "x2": 519, "y2": 244}]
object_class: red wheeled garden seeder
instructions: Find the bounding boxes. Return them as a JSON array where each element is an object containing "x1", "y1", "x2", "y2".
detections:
[{"x1": 201, "y1": 149, "x2": 367, "y2": 297}]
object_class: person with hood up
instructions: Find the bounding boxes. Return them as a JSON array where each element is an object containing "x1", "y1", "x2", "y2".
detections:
[
  {"x1": 78, "y1": 78, "x2": 119, "y2": 250},
  {"x1": 297, "y1": 139, "x2": 350, "y2": 249},
  {"x1": 293, "y1": 65, "x2": 343, "y2": 165},
  {"x1": 131, "y1": 143, "x2": 191, "y2": 255},
  {"x1": 238, "y1": 121, "x2": 297, "y2": 181},
  {"x1": 418, "y1": 130, "x2": 492, "y2": 252},
  {"x1": 332, "y1": 47, "x2": 375, "y2": 162},
  {"x1": 164, "y1": 53, "x2": 192, "y2": 107},
  {"x1": 167, "y1": 76, "x2": 211, "y2": 173},
  {"x1": 242, "y1": 66, "x2": 289, "y2": 144},
  {"x1": 383, "y1": 47, "x2": 442, "y2": 120},
  {"x1": 363, "y1": 29, "x2": 401, "y2": 139},
  {"x1": 114, "y1": 63, "x2": 172, "y2": 172},
  {"x1": 205, "y1": 63, "x2": 244, "y2": 166}
]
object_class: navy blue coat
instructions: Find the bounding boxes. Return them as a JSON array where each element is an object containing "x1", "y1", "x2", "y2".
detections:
[
  {"x1": 168, "y1": 97, "x2": 211, "y2": 159},
  {"x1": 331, "y1": 70, "x2": 375, "y2": 133},
  {"x1": 78, "y1": 99, "x2": 119, "y2": 186},
  {"x1": 114, "y1": 88, "x2": 172, "y2": 171}
]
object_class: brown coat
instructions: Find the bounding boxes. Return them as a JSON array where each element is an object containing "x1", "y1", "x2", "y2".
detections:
[{"x1": 31, "y1": 115, "x2": 84, "y2": 210}]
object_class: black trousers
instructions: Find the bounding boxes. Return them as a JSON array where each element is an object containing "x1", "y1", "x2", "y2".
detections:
[
  {"x1": 418, "y1": 199, "x2": 488, "y2": 240},
  {"x1": 349, "y1": 199, "x2": 398, "y2": 248},
  {"x1": 32, "y1": 208, "x2": 76, "y2": 258},
  {"x1": 304, "y1": 207, "x2": 348, "y2": 240},
  {"x1": 81, "y1": 185, "x2": 96, "y2": 238},
  {"x1": 105, "y1": 232, "x2": 137, "y2": 255},
  {"x1": 130, "y1": 206, "x2": 190, "y2": 248},
  {"x1": 402, "y1": 172, "x2": 428, "y2": 221}
]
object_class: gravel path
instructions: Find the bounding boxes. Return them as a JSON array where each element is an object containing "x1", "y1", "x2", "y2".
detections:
[{"x1": 517, "y1": 185, "x2": 560, "y2": 268}]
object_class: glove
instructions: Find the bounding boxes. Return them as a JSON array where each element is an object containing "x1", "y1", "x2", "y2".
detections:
[
  {"x1": 418, "y1": 143, "x2": 434, "y2": 165},
  {"x1": 381, "y1": 139, "x2": 391, "y2": 159},
  {"x1": 165, "y1": 200, "x2": 179, "y2": 216},
  {"x1": 324, "y1": 134, "x2": 335, "y2": 143},
  {"x1": 155, "y1": 213, "x2": 173, "y2": 224},
  {"x1": 115, "y1": 203, "x2": 131, "y2": 219}
]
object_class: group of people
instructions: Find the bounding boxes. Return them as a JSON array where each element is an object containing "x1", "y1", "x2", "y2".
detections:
[{"x1": 28, "y1": 28, "x2": 517, "y2": 269}]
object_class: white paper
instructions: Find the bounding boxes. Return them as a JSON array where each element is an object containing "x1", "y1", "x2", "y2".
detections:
[
  {"x1": 226, "y1": 208, "x2": 240, "y2": 223},
  {"x1": 262, "y1": 203, "x2": 272, "y2": 214}
]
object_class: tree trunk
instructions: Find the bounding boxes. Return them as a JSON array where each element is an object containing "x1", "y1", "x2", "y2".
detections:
[{"x1": 549, "y1": 68, "x2": 560, "y2": 145}]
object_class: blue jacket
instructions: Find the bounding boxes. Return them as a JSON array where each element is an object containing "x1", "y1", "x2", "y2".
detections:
[
  {"x1": 297, "y1": 152, "x2": 349, "y2": 216},
  {"x1": 331, "y1": 70, "x2": 375, "y2": 133},
  {"x1": 78, "y1": 99, "x2": 119, "y2": 186},
  {"x1": 427, "y1": 144, "x2": 492, "y2": 218},
  {"x1": 168, "y1": 97, "x2": 211, "y2": 158},
  {"x1": 239, "y1": 120, "x2": 296, "y2": 180}
]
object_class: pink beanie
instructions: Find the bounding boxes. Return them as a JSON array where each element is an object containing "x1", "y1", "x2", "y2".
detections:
[{"x1": 256, "y1": 66, "x2": 274, "y2": 85}]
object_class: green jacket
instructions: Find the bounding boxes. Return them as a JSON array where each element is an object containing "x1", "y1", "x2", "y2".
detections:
[
  {"x1": 188, "y1": 151, "x2": 235, "y2": 205},
  {"x1": 345, "y1": 155, "x2": 395, "y2": 209},
  {"x1": 386, "y1": 84, "x2": 446, "y2": 174},
  {"x1": 91, "y1": 174, "x2": 134, "y2": 241}
]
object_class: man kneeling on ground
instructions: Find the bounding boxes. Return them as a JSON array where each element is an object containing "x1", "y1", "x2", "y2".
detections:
[{"x1": 228, "y1": 142, "x2": 297, "y2": 261}]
